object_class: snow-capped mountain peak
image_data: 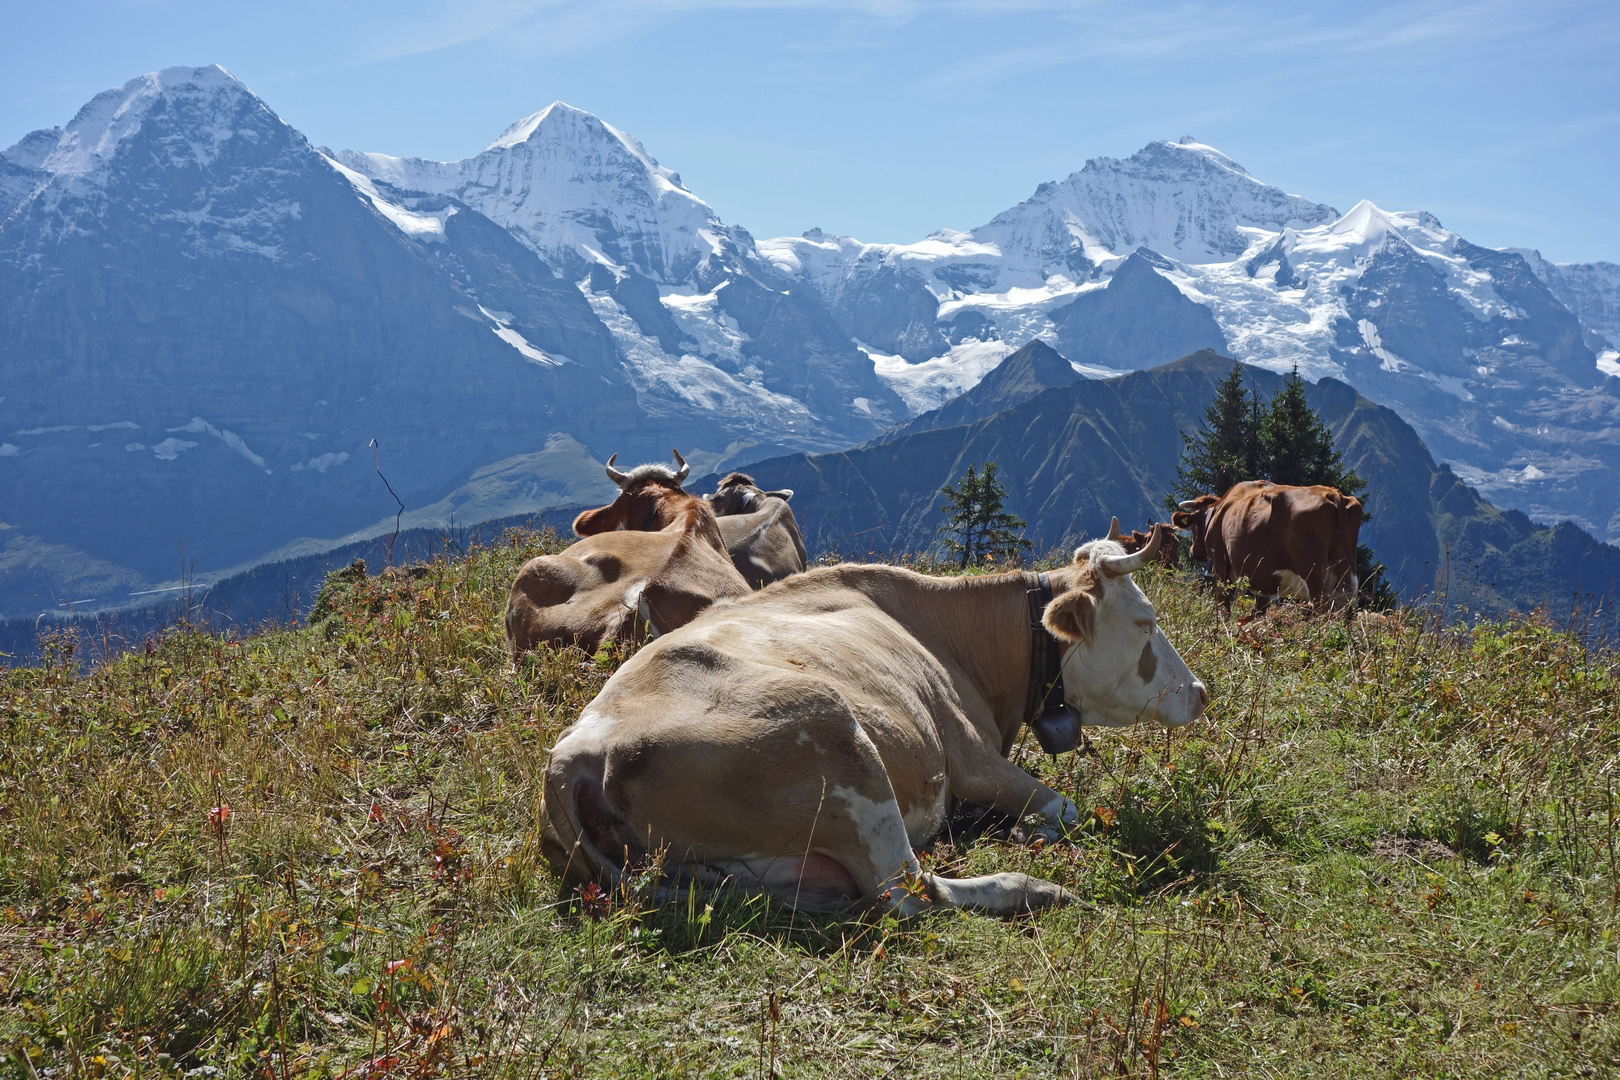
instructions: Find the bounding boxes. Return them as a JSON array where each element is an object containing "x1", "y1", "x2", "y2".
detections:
[
  {"x1": 2, "y1": 64, "x2": 313, "y2": 258},
  {"x1": 38, "y1": 65, "x2": 261, "y2": 181},
  {"x1": 334, "y1": 101, "x2": 727, "y2": 283},
  {"x1": 1172, "y1": 135, "x2": 1251, "y2": 175},
  {"x1": 980, "y1": 138, "x2": 1340, "y2": 267}
]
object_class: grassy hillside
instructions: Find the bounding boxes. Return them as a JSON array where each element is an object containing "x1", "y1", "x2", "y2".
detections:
[
  {"x1": 719, "y1": 353, "x2": 1620, "y2": 620},
  {"x1": 2, "y1": 533, "x2": 1619, "y2": 1076}
]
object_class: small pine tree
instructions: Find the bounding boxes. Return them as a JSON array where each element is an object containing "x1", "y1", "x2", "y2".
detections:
[
  {"x1": 1170, "y1": 362, "x2": 1264, "y2": 506},
  {"x1": 1259, "y1": 365, "x2": 1364, "y2": 493},
  {"x1": 937, "y1": 461, "x2": 1031, "y2": 569}
]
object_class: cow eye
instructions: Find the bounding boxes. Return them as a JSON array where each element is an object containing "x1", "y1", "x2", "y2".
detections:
[{"x1": 1135, "y1": 619, "x2": 1156, "y2": 634}]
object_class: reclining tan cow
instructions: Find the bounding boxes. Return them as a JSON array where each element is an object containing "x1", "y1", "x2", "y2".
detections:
[
  {"x1": 505, "y1": 452, "x2": 750, "y2": 657},
  {"x1": 1172, "y1": 480, "x2": 1362, "y2": 614},
  {"x1": 704, "y1": 472, "x2": 808, "y2": 586},
  {"x1": 541, "y1": 523, "x2": 1207, "y2": 917}
]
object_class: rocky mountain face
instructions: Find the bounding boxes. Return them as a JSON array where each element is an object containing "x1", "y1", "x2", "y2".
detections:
[
  {"x1": 757, "y1": 145, "x2": 1620, "y2": 544},
  {"x1": 0, "y1": 69, "x2": 895, "y2": 619},
  {"x1": 330, "y1": 103, "x2": 904, "y2": 441},
  {"x1": 1512, "y1": 249, "x2": 1620, "y2": 364},
  {"x1": 713, "y1": 354, "x2": 1620, "y2": 620},
  {"x1": 4, "y1": 66, "x2": 1617, "y2": 621}
]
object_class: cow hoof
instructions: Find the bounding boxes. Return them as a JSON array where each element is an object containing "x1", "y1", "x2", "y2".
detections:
[{"x1": 1012, "y1": 874, "x2": 1078, "y2": 913}]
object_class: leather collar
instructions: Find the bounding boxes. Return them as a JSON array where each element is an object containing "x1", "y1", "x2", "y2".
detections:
[{"x1": 1022, "y1": 571, "x2": 1068, "y2": 725}]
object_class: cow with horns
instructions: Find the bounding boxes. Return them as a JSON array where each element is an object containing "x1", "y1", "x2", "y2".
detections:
[
  {"x1": 1172, "y1": 481, "x2": 1362, "y2": 614},
  {"x1": 504, "y1": 451, "x2": 750, "y2": 657},
  {"x1": 541, "y1": 520, "x2": 1206, "y2": 917}
]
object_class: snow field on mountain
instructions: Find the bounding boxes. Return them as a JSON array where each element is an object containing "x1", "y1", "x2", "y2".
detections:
[
  {"x1": 660, "y1": 287, "x2": 751, "y2": 372},
  {"x1": 860, "y1": 339, "x2": 1019, "y2": 414},
  {"x1": 334, "y1": 103, "x2": 722, "y2": 284},
  {"x1": 578, "y1": 278, "x2": 814, "y2": 429}
]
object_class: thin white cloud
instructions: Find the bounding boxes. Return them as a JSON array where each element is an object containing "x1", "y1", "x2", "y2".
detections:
[
  {"x1": 360, "y1": 0, "x2": 1144, "y2": 63},
  {"x1": 920, "y1": 0, "x2": 1615, "y2": 88},
  {"x1": 355, "y1": 0, "x2": 1618, "y2": 87}
]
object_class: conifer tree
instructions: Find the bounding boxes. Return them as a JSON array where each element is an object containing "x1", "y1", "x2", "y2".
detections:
[
  {"x1": 1259, "y1": 365, "x2": 1364, "y2": 494},
  {"x1": 937, "y1": 462, "x2": 1031, "y2": 569},
  {"x1": 1170, "y1": 362, "x2": 1263, "y2": 505}
]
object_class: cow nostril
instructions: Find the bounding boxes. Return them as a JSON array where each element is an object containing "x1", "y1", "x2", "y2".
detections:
[{"x1": 1193, "y1": 683, "x2": 1209, "y2": 715}]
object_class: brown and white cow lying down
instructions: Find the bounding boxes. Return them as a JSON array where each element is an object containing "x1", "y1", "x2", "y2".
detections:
[
  {"x1": 704, "y1": 472, "x2": 808, "y2": 586},
  {"x1": 1172, "y1": 480, "x2": 1362, "y2": 614},
  {"x1": 542, "y1": 528, "x2": 1207, "y2": 917},
  {"x1": 504, "y1": 452, "x2": 750, "y2": 657}
]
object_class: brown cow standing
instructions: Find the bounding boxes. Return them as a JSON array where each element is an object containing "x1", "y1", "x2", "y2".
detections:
[
  {"x1": 704, "y1": 472, "x2": 808, "y2": 586},
  {"x1": 505, "y1": 451, "x2": 750, "y2": 657},
  {"x1": 1172, "y1": 481, "x2": 1362, "y2": 614}
]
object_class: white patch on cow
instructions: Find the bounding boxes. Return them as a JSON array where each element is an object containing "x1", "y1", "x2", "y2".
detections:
[
  {"x1": 619, "y1": 580, "x2": 659, "y2": 635},
  {"x1": 559, "y1": 707, "x2": 615, "y2": 750},
  {"x1": 1276, "y1": 569, "x2": 1311, "y2": 601},
  {"x1": 831, "y1": 784, "x2": 919, "y2": 887},
  {"x1": 795, "y1": 729, "x2": 828, "y2": 753},
  {"x1": 902, "y1": 776, "x2": 950, "y2": 847}
]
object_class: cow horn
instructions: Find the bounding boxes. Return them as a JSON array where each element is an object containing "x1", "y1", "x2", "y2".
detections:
[
  {"x1": 671, "y1": 449, "x2": 690, "y2": 484},
  {"x1": 1095, "y1": 522, "x2": 1162, "y2": 576},
  {"x1": 1107, "y1": 516, "x2": 1121, "y2": 541},
  {"x1": 605, "y1": 453, "x2": 629, "y2": 487},
  {"x1": 1176, "y1": 499, "x2": 1201, "y2": 511}
]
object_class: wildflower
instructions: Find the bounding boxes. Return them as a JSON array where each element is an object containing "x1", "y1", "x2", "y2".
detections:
[{"x1": 578, "y1": 881, "x2": 610, "y2": 920}]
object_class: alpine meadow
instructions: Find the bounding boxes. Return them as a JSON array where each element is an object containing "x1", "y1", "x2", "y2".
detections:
[
  {"x1": 3, "y1": 531, "x2": 1619, "y2": 1076},
  {"x1": 5, "y1": 12, "x2": 1620, "y2": 1077}
]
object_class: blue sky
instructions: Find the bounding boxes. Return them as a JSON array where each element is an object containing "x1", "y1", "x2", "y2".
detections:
[{"x1": 3, "y1": 1, "x2": 1617, "y2": 262}]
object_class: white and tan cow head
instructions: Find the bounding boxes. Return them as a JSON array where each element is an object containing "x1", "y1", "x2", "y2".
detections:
[{"x1": 1042, "y1": 525, "x2": 1206, "y2": 729}]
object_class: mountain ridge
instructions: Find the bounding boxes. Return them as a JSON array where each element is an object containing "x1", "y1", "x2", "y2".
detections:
[
  {"x1": 708, "y1": 353, "x2": 1620, "y2": 621},
  {"x1": 4, "y1": 64, "x2": 1619, "y2": 622}
]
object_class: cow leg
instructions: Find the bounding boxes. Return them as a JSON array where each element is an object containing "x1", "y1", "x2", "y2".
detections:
[
  {"x1": 947, "y1": 751, "x2": 1080, "y2": 842},
  {"x1": 821, "y1": 763, "x2": 1074, "y2": 918},
  {"x1": 577, "y1": 712, "x2": 1070, "y2": 917}
]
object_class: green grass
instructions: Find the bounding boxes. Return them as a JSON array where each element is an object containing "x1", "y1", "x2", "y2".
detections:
[{"x1": 2, "y1": 530, "x2": 1619, "y2": 1077}]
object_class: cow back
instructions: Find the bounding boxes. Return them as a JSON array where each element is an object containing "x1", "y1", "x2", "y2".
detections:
[{"x1": 716, "y1": 497, "x2": 808, "y2": 586}]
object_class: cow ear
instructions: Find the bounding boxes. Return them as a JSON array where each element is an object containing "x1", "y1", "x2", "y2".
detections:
[
  {"x1": 573, "y1": 505, "x2": 617, "y2": 536},
  {"x1": 765, "y1": 489, "x2": 794, "y2": 502},
  {"x1": 1044, "y1": 576, "x2": 1101, "y2": 645},
  {"x1": 1170, "y1": 511, "x2": 1189, "y2": 529}
]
